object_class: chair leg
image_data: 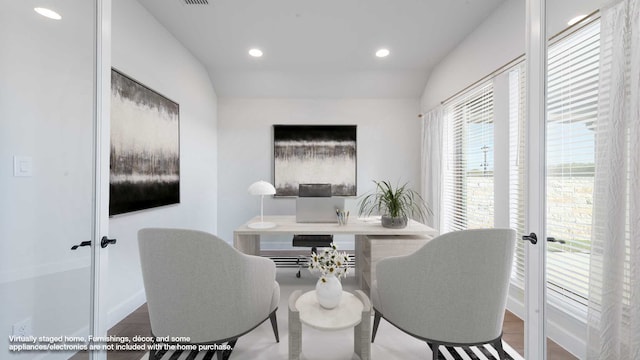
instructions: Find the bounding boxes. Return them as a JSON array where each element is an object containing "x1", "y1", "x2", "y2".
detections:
[
  {"x1": 218, "y1": 339, "x2": 237, "y2": 360},
  {"x1": 493, "y1": 336, "x2": 506, "y2": 360},
  {"x1": 148, "y1": 338, "x2": 156, "y2": 360},
  {"x1": 371, "y1": 310, "x2": 382, "y2": 343},
  {"x1": 269, "y1": 310, "x2": 280, "y2": 343},
  {"x1": 429, "y1": 342, "x2": 441, "y2": 360},
  {"x1": 202, "y1": 350, "x2": 216, "y2": 360}
]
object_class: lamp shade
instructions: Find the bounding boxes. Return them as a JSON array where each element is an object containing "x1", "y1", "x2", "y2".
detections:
[
  {"x1": 248, "y1": 181, "x2": 276, "y2": 196},
  {"x1": 247, "y1": 180, "x2": 276, "y2": 229}
]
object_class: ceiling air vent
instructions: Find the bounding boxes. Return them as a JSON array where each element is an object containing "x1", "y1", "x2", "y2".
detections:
[{"x1": 182, "y1": 0, "x2": 209, "y2": 4}]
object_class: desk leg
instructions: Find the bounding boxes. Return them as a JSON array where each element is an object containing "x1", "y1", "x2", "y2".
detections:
[
  {"x1": 354, "y1": 290, "x2": 371, "y2": 360},
  {"x1": 233, "y1": 233, "x2": 260, "y2": 256},
  {"x1": 355, "y1": 235, "x2": 368, "y2": 291},
  {"x1": 288, "y1": 290, "x2": 303, "y2": 360}
]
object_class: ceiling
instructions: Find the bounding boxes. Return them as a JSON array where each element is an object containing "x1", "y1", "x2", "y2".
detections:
[{"x1": 137, "y1": 0, "x2": 505, "y2": 98}]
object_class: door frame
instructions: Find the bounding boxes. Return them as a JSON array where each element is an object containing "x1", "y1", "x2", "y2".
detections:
[
  {"x1": 525, "y1": 0, "x2": 547, "y2": 358},
  {"x1": 89, "y1": 0, "x2": 111, "y2": 359}
]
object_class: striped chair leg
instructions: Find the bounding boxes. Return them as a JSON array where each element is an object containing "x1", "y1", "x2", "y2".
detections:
[{"x1": 493, "y1": 337, "x2": 506, "y2": 359}]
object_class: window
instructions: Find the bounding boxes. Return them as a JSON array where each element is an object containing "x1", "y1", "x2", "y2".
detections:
[
  {"x1": 546, "y1": 19, "x2": 600, "y2": 313},
  {"x1": 435, "y1": 16, "x2": 609, "y2": 354},
  {"x1": 442, "y1": 82, "x2": 495, "y2": 233}
]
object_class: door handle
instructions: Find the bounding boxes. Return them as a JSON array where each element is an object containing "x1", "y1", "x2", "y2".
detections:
[
  {"x1": 547, "y1": 236, "x2": 566, "y2": 244},
  {"x1": 101, "y1": 236, "x2": 117, "y2": 248},
  {"x1": 522, "y1": 232, "x2": 538, "y2": 245},
  {"x1": 71, "y1": 240, "x2": 92, "y2": 250}
]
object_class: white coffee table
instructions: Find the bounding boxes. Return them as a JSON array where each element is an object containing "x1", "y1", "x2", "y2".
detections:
[{"x1": 288, "y1": 289, "x2": 371, "y2": 360}]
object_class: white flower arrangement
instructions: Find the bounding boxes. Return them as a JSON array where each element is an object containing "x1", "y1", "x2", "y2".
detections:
[{"x1": 308, "y1": 243, "x2": 350, "y2": 282}]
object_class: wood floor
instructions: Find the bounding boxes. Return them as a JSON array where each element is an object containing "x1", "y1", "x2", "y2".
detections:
[{"x1": 70, "y1": 304, "x2": 576, "y2": 360}]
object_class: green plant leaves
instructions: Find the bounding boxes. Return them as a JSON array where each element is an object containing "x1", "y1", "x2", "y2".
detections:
[{"x1": 357, "y1": 180, "x2": 432, "y2": 222}]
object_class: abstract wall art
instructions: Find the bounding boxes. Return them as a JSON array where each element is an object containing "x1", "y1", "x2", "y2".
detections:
[
  {"x1": 109, "y1": 69, "x2": 180, "y2": 215},
  {"x1": 273, "y1": 125, "x2": 357, "y2": 197}
]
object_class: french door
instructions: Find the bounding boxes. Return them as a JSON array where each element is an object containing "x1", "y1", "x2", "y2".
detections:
[
  {"x1": 0, "y1": 1, "x2": 111, "y2": 359},
  {"x1": 524, "y1": 0, "x2": 548, "y2": 359}
]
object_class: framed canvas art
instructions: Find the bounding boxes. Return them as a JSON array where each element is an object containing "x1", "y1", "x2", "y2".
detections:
[
  {"x1": 273, "y1": 125, "x2": 357, "y2": 197},
  {"x1": 109, "y1": 69, "x2": 180, "y2": 215}
]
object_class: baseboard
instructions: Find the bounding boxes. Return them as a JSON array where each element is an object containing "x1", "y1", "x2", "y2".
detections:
[
  {"x1": 506, "y1": 286, "x2": 525, "y2": 319},
  {"x1": 108, "y1": 289, "x2": 147, "y2": 329},
  {"x1": 546, "y1": 304, "x2": 586, "y2": 359}
]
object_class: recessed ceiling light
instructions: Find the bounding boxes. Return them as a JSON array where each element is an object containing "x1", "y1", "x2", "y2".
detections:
[
  {"x1": 567, "y1": 15, "x2": 587, "y2": 26},
  {"x1": 376, "y1": 48, "x2": 390, "y2": 58},
  {"x1": 249, "y1": 48, "x2": 263, "y2": 57},
  {"x1": 34, "y1": 7, "x2": 62, "y2": 20}
]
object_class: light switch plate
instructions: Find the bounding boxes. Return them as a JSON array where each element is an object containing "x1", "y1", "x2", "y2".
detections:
[{"x1": 13, "y1": 156, "x2": 33, "y2": 177}]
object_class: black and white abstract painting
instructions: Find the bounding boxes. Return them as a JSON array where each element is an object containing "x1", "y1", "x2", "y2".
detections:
[
  {"x1": 109, "y1": 69, "x2": 180, "y2": 216},
  {"x1": 273, "y1": 125, "x2": 357, "y2": 196}
]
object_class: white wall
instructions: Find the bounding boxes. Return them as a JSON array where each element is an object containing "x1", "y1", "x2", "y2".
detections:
[
  {"x1": 106, "y1": 0, "x2": 219, "y2": 326},
  {"x1": 217, "y1": 98, "x2": 421, "y2": 249},
  {"x1": 420, "y1": 0, "x2": 525, "y2": 111}
]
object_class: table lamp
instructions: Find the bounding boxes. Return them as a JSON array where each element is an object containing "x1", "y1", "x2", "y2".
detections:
[{"x1": 248, "y1": 180, "x2": 276, "y2": 229}]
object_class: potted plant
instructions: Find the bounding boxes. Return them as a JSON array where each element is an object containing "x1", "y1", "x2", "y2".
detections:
[
  {"x1": 358, "y1": 180, "x2": 431, "y2": 228},
  {"x1": 308, "y1": 243, "x2": 350, "y2": 309}
]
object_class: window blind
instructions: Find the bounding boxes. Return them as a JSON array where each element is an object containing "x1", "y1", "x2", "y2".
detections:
[
  {"x1": 545, "y1": 19, "x2": 600, "y2": 314},
  {"x1": 442, "y1": 82, "x2": 494, "y2": 233}
]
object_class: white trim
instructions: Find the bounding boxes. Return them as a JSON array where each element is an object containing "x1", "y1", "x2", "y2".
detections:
[
  {"x1": 107, "y1": 289, "x2": 147, "y2": 329},
  {"x1": 547, "y1": 303, "x2": 587, "y2": 359},
  {"x1": 524, "y1": 0, "x2": 547, "y2": 358},
  {"x1": 90, "y1": 0, "x2": 111, "y2": 359},
  {"x1": 507, "y1": 285, "x2": 526, "y2": 320}
]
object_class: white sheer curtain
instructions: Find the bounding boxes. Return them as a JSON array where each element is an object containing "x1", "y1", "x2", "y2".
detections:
[
  {"x1": 587, "y1": 0, "x2": 640, "y2": 358},
  {"x1": 420, "y1": 106, "x2": 444, "y2": 231}
]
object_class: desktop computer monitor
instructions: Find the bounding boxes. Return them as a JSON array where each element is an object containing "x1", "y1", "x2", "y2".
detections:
[
  {"x1": 295, "y1": 183, "x2": 344, "y2": 223},
  {"x1": 295, "y1": 197, "x2": 345, "y2": 223}
]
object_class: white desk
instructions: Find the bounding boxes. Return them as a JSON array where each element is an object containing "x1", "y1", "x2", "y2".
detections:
[
  {"x1": 233, "y1": 215, "x2": 438, "y2": 291},
  {"x1": 233, "y1": 215, "x2": 437, "y2": 254}
]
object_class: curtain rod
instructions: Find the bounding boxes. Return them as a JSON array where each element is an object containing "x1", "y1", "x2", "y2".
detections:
[
  {"x1": 417, "y1": 55, "x2": 523, "y2": 119},
  {"x1": 439, "y1": 55, "x2": 524, "y2": 106},
  {"x1": 549, "y1": 9, "x2": 600, "y2": 43}
]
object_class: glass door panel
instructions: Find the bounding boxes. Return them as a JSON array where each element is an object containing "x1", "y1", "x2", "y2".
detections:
[
  {"x1": 545, "y1": 1, "x2": 609, "y2": 358},
  {"x1": 0, "y1": 1, "x2": 99, "y2": 359}
]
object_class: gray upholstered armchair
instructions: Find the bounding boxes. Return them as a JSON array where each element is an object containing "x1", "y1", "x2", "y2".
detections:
[
  {"x1": 138, "y1": 228, "x2": 280, "y2": 359},
  {"x1": 370, "y1": 228, "x2": 516, "y2": 359}
]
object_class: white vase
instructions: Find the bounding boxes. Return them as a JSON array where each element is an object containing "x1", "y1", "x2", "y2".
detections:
[{"x1": 315, "y1": 275, "x2": 343, "y2": 309}]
